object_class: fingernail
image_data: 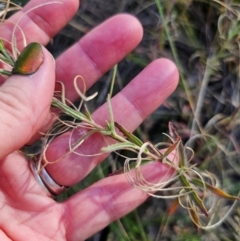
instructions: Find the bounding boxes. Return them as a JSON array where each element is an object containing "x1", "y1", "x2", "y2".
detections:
[{"x1": 12, "y1": 42, "x2": 44, "y2": 75}]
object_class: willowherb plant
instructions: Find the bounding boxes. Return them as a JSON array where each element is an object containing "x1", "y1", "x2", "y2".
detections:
[
  {"x1": 0, "y1": 0, "x2": 239, "y2": 232},
  {"x1": 50, "y1": 84, "x2": 240, "y2": 230}
]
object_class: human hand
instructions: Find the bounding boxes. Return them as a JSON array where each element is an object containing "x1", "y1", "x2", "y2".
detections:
[{"x1": 0, "y1": 0, "x2": 179, "y2": 240}]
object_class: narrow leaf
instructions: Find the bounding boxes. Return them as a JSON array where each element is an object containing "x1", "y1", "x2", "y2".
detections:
[
  {"x1": 83, "y1": 104, "x2": 92, "y2": 121},
  {"x1": 163, "y1": 136, "x2": 181, "y2": 159},
  {"x1": 51, "y1": 97, "x2": 87, "y2": 122},
  {"x1": 0, "y1": 39, "x2": 15, "y2": 66},
  {"x1": 168, "y1": 198, "x2": 180, "y2": 215},
  {"x1": 191, "y1": 177, "x2": 240, "y2": 201},
  {"x1": 168, "y1": 122, "x2": 187, "y2": 167},
  {"x1": 207, "y1": 184, "x2": 240, "y2": 201},
  {"x1": 189, "y1": 208, "x2": 200, "y2": 233},
  {"x1": 179, "y1": 173, "x2": 209, "y2": 217},
  {"x1": 168, "y1": 122, "x2": 179, "y2": 140},
  {"x1": 115, "y1": 122, "x2": 144, "y2": 147},
  {"x1": 101, "y1": 142, "x2": 136, "y2": 152},
  {"x1": 0, "y1": 68, "x2": 12, "y2": 76}
]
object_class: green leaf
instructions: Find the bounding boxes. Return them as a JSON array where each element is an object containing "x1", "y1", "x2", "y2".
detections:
[
  {"x1": 179, "y1": 173, "x2": 209, "y2": 217},
  {"x1": 0, "y1": 39, "x2": 15, "y2": 66},
  {"x1": 189, "y1": 208, "x2": 200, "y2": 233},
  {"x1": 191, "y1": 177, "x2": 240, "y2": 201},
  {"x1": 0, "y1": 68, "x2": 12, "y2": 76},
  {"x1": 101, "y1": 142, "x2": 136, "y2": 152},
  {"x1": 83, "y1": 104, "x2": 92, "y2": 121},
  {"x1": 114, "y1": 122, "x2": 144, "y2": 148},
  {"x1": 51, "y1": 97, "x2": 87, "y2": 121},
  {"x1": 163, "y1": 136, "x2": 181, "y2": 159}
]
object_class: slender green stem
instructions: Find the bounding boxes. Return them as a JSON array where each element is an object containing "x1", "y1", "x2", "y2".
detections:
[
  {"x1": 154, "y1": 0, "x2": 197, "y2": 129},
  {"x1": 109, "y1": 64, "x2": 118, "y2": 97}
]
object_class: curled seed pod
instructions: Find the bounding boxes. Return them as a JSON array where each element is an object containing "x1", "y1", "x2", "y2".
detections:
[{"x1": 12, "y1": 42, "x2": 43, "y2": 75}]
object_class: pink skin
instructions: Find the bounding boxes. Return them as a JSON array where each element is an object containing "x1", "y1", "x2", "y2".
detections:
[{"x1": 0, "y1": 0, "x2": 179, "y2": 240}]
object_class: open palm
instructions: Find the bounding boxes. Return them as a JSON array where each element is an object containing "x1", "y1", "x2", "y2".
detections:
[{"x1": 0, "y1": 0, "x2": 179, "y2": 240}]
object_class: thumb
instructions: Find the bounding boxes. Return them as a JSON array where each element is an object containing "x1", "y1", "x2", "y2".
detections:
[{"x1": 0, "y1": 45, "x2": 55, "y2": 159}]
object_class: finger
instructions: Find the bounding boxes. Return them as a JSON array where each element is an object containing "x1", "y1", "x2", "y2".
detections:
[
  {"x1": 55, "y1": 14, "x2": 143, "y2": 101},
  {"x1": 0, "y1": 152, "x2": 49, "y2": 200},
  {"x1": 0, "y1": 0, "x2": 79, "y2": 48},
  {"x1": 0, "y1": 152, "x2": 65, "y2": 240},
  {"x1": 45, "y1": 59, "x2": 179, "y2": 186},
  {"x1": 64, "y1": 161, "x2": 176, "y2": 240},
  {"x1": 0, "y1": 46, "x2": 55, "y2": 159},
  {"x1": 28, "y1": 14, "x2": 144, "y2": 141}
]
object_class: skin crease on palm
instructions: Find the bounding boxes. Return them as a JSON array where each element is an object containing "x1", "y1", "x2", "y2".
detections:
[{"x1": 0, "y1": 0, "x2": 179, "y2": 240}]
